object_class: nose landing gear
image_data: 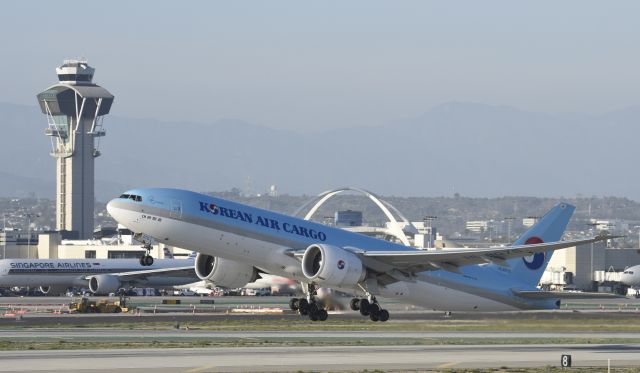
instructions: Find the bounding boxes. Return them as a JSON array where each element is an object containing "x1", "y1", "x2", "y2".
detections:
[{"x1": 139, "y1": 243, "x2": 154, "y2": 266}]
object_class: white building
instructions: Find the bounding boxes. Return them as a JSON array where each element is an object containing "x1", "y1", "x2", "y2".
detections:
[
  {"x1": 0, "y1": 229, "x2": 39, "y2": 259},
  {"x1": 542, "y1": 242, "x2": 640, "y2": 292},
  {"x1": 466, "y1": 220, "x2": 488, "y2": 233},
  {"x1": 36, "y1": 230, "x2": 192, "y2": 260},
  {"x1": 522, "y1": 217, "x2": 539, "y2": 228}
]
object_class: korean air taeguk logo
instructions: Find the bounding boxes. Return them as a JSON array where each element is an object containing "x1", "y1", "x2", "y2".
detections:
[{"x1": 522, "y1": 236, "x2": 545, "y2": 270}]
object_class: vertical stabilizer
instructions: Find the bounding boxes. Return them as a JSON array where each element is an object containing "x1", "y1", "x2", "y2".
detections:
[{"x1": 503, "y1": 202, "x2": 575, "y2": 286}]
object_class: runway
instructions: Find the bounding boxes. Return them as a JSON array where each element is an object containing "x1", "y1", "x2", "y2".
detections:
[
  {"x1": 2, "y1": 297, "x2": 640, "y2": 371},
  {"x1": 2, "y1": 329, "x2": 640, "y2": 341},
  {"x1": 1, "y1": 344, "x2": 638, "y2": 372}
]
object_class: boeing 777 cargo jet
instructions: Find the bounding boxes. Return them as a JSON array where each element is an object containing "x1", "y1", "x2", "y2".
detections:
[{"x1": 107, "y1": 188, "x2": 614, "y2": 322}]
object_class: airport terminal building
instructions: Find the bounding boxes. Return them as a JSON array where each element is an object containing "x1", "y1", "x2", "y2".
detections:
[{"x1": 543, "y1": 242, "x2": 640, "y2": 293}]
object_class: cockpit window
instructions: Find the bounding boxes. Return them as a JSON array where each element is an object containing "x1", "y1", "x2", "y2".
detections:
[{"x1": 119, "y1": 194, "x2": 142, "y2": 202}]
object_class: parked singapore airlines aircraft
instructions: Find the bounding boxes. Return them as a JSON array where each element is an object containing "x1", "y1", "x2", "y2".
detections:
[
  {"x1": 107, "y1": 188, "x2": 613, "y2": 322},
  {"x1": 0, "y1": 258, "x2": 196, "y2": 295}
]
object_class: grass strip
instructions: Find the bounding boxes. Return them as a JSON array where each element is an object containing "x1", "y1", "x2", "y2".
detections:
[
  {"x1": 9, "y1": 316, "x2": 640, "y2": 332},
  {"x1": 0, "y1": 337, "x2": 639, "y2": 350}
]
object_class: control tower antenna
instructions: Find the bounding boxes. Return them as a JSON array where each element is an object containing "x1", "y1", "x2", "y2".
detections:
[{"x1": 36, "y1": 60, "x2": 114, "y2": 239}]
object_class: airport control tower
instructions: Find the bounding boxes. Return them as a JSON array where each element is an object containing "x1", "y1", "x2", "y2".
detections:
[{"x1": 36, "y1": 60, "x2": 114, "y2": 239}]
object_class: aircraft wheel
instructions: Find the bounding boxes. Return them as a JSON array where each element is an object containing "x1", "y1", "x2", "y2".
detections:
[
  {"x1": 144, "y1": 255, "x2": 154, "y2": 266},
  {"x1": 139, "y1": 256, "x2": 146, "y2": 266},
  {"x1": 317, "y1": 309, "x2": 328, "y2": 321},
  {"x1": 358, "y1": 299, "x2": 370, "y2": 316},
  {"x1": 369, "y1": 310, "x2": 379, "y2": 322},
  {"x1": 309, "y1": 310, "x2": 319, "y2": 321},
  {"x1": 298, "y1": 299, "x2": 309, "y2": 315},
  {"x1": 349, "y1": 298, "x2": 360, "y2": 311},
  {"x1": 289, "y1": 298, "x2": 299, "y2": 311},
  {"x1": 308, "y1": 302, "x2": 320, "y2": 314},
  {"x1": 378, "y1": 309, "x2": 389, "y2": 322},
  {"x1": 368, "y1": 302, "x2": 381, "y2": 314}
]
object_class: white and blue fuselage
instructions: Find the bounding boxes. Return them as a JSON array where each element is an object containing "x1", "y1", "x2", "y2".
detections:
[
  {"x1": 107, "y1": 188, "x2": 564, "y2": 311},
  {"x1": 0, "y1": 258, "x2": 196, "y2": 290}
]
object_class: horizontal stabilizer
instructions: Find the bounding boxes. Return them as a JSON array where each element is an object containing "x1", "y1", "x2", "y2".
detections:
[
  {"x1": 83, "y1": 266, "x2": 194, "y2": 281},
  {"x1": 513, "y1": 290, "x2": 623, "y2": 299}
]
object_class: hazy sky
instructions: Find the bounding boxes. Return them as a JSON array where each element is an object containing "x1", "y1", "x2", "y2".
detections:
[{"x1": 2, "y1": 1, "x2": 640, "y2": 130}]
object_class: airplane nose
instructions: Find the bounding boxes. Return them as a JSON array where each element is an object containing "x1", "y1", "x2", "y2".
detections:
[
  {"x1": 106, "y1": 199, "x2": 121, "y2": 221},
  {"x1": 106, "y1": 199, "x2": 115, "y2": 215}
]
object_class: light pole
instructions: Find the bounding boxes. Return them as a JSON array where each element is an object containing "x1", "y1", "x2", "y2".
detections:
[
  {"x1": 423, "y1": 216, "x2": 437, "y2": 249},
  {"x1": 27, "y1": 214, "x2": 32, "y2": 259},
  {"x1": 488, "y1": 221, "x2": 493, "y2": 243},
  {"x1": 2, "y1": 214, "x2": 6, "y2": 259},
  {"x1": 586, "y1": 222, "x2": 598, "y2": 285},
  {"x1": 504, "y1": 217, "x2": 515, "y2": 243},
  {"x1": 25, "y1": 213, "x2": 39, "y2": 259}
]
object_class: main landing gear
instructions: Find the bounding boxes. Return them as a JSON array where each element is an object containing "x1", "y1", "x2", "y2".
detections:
[
  {"x1": 349, "y1": 296, "x2": 389, "y2": 322},
  {"x1": 289, "y1": 284, "x2": 328, "y2": 322},
  {"x1": 139, "y1": 243, "x2": 154, "y2": 266}
]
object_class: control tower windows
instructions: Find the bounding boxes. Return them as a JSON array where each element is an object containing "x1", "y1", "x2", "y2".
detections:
[
  {"x1": 52, "y1": 115, "x2": 69, "y2": 136},
  {"x1": 57, "y1": 74, "x2": 92, "y2": 82}
]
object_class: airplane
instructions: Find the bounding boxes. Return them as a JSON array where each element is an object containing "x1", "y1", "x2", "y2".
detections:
[
  {"x1": 621, "y1": 265, "x2": 640, "y2": 291},
  {"x1": 0, "y1": 257, "x2": 197, "y2": 295},
  {"x1": 181, "y1": 274, "x2": 300, "y2": 296},
  {"x1": 107, "y1": 188, "x2": 615, "y2": 322}
]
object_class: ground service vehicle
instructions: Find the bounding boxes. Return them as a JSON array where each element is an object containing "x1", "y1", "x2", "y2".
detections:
[{"x1": 69, "y1": 296, "x2": 129, "y2": 313}]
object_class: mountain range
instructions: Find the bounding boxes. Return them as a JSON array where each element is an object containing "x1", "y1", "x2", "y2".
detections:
[{"x1": 1, "y1": 101, "x2": 638, "y2": 201}]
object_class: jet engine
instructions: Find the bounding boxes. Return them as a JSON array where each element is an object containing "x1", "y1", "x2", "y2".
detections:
[
  {"x1": 88, "y1": 275, "x2": 122, "y2": 294},
  {"x1": 301, "y1": 244, "x2": 365, "y2": 288},
  {"x1": 194, "y1": 254, "x2": 258, "y2": 289},
  {"x1": 39, "y1": 285, "x2": 68, "y2": 296}
]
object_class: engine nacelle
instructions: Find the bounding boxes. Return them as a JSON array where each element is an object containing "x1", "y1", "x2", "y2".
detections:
[
  {"x1": 39, "y1": 285, "x2": 68, "y2": 295},
  {"x1": 88, "y1": 275, "x2": 121, "y2": 294},
  {"x1": 302, "y1": 244, "x2": 365, "y2": 288},
  {"x1": 194, "y1": 254, "x2": 258, "y2": 289}
]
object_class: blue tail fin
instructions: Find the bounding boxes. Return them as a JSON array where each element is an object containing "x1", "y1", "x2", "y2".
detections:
[{"x1": 504, "y1": 202, "x2": 575, "y2": 287}]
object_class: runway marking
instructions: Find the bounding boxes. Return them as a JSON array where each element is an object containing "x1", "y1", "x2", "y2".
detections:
[
  {"x1": 184, "y1": 365, "x2": 216, "y2": 373},
  {"x1": 436, "y1": 361, "x2": 459, "y2": 368}
]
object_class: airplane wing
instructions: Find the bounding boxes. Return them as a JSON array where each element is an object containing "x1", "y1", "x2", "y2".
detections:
[
  {"x1": 83, "y1": 266, "x2": 195, "y2": 281},
  {"x1": 512, "y1": 290, "x2": 624, "y2": 299},
  {"x1": 353, "y1": 235, "x2": 616, "y2": 274}
]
